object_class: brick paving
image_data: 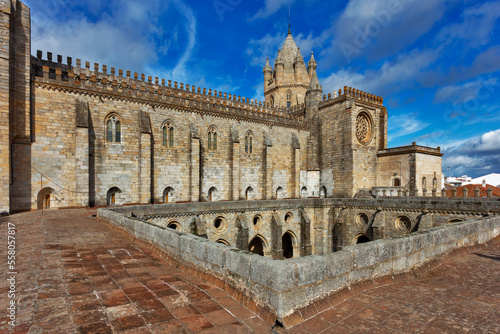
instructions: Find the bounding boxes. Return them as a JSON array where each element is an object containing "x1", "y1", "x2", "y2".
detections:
[{"x1": 0, "y1": 209, "x2": 499, "y2": 333}]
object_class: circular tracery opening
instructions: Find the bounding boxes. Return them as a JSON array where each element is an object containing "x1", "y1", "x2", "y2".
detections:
[
  {"x1": 214, "y1": 217, "x2": 227, "y2": 232},
  {"x1": 253, "y1": 215, "x2": 262, "y2": 228},
  {"x1": 395, "y1": 216, "x2": 412, "y2": 233},
  {"x1": 356, "y1": 112, "x2": 373, "y2": 144},
  {"x1": 167, "y1": 221, "x2": 181, "y2": 232},
  {"x1": 284, "y1": 213, "x2": 293, "y2": 224},
  {"x1": 356, "y1": 213, "x2": 369, "y2": 228}
]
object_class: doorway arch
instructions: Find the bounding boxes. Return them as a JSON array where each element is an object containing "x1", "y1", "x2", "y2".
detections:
[
  {"x1": 248, "y1": 235, "x2": 268, "y2": 256},
  {"x1": 107, "y1": 187, "x2": 122, "y2": 206},
  {"x1": 282, "y1": 231, "x2": 297, "y2": 259},
  {"x1": 37, "y1": 187, "x2": 55, "y2": 210},
  {"x1": 353, "y1": 234, "x2": 372, "y2": 244}
]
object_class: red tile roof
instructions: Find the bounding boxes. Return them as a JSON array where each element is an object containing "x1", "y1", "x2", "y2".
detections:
[{"x1": 445, "y1": 184, "x2": 500, "y2": 197}]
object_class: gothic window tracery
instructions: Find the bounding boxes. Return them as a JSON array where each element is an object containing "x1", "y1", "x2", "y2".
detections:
[
  {"x1": 355, "y1": 112, "x2": 372, "y2": 144},
  {"x1": 245, "y1": 132, "x2": 253, "y2": 154},
  {"x1": 208, "y1": 127, "x2": 218, "y2": 150},
  {"x1": 286, "y1": 90, "x2": 292, "y2": 108},
  {"x1": 106, "y1": 115, "x2": 121, "y2": 143},
  {"x1": 162, "y1": 122, "x2": 174, "y2": 147}
]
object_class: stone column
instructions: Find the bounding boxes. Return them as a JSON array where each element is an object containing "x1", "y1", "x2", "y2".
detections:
[
  {"x1": 300, "y1": 209, "x2": 312, "y2": 256},
  {"x1": 264, "y1": 145, "x2": 273, "y2": 200},
  {"x1": 139, "y1": 133, "x2": 151, "y2": 204},
  {"x1": 75, "y1": 127, "x2": 89, "y2": 206},
  {"x1": 271, "y1": 212, "x2": 283, "y2": 259}
]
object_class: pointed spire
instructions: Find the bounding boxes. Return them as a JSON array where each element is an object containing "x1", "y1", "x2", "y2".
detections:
[
  {"x1": 308, "y1": 52, "x2": 317, "y2": 69},
  {"x1": 308, "y1": 68, "x2": 322, "y2": 92},
  {"x1": 288, "y1": 6, "x2": 291, "y2": 35},
  {"x1": 264, "y1": 57, "x2": 272, "y2": 73},
  {"x1": 295, "y1": 48, "x2": 304, "y2": 63}
]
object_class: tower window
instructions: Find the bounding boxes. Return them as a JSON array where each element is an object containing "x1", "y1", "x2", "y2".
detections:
[
  {"x1": 208, "y1": 127, "x2": 218, "y2": 150},
  {"x1": 245, "y1": 132, "x2": 253, "y2": 154},
  {"x1": 106, "y1": 115, "x2": 121, "y2": 143},
  {"x1": 162, "y1": 122, "x2": 174, "y2": 147},
  {"x1": 286, "y1": 91, "x2": 292, "y2": 108}
]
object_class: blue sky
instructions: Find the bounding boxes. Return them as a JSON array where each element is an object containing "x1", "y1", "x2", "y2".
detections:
[{"x1": 26, "y1": 0, "x2": 500, "y2": 178}]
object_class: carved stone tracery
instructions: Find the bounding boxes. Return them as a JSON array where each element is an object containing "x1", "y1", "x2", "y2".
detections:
[{"x1": 356, "y1": 112, "x2": 372, "y2": 144}]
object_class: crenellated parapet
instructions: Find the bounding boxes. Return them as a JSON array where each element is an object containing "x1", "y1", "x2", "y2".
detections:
[
  {"x1": 319, "y1": 85, "x2": 384, "y2": 109},
  {"x1": 32, "y1": 51, "x2": 307, "y2": 128}
]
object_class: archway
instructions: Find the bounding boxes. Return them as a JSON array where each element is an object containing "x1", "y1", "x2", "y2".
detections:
[
  {"x1": 320, "y1": 186, "x2": 327, "y2": 198},
  {"x1": 216, "y1": 239, "x2": 231, "y2": 246},
  {"x1": 167, "y1": 221, "x2": 181, "y2": 231},
  {"x1": 163, "y1": 187, "x2": 174, "y2": 203},
  {"x1": 301, "y1": 187, "x2": 308, "y2": 198},
  {"x1": 208, "y1": 187, "x2": 218, "y2": 202},
  {"x1": 37, "y1": 187, "x2": 55, "y2": 210},
  {"x1": 245, "y1": 187, "x2": 255, "y2": 200},
  {"x1": 275, "y1": 186, "x2": 284, "y2": 200},
  {"x1": 248, "y1": 236, "x2": 266, "y2": 256},
  {"x1": 393, "y1": 178, "x2": 400, "y2": 187},
  {"x1": 354, "y1": 234, "x2": 372, "y2": 244},
  {"x1": 107, "y1": 187, "x2": 122, "y2": 206},
  {"x1": 282, "y1": 232, "x2": 294, "y2": 259}
]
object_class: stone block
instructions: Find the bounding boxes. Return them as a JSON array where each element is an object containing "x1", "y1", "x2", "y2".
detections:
[{"x1": 342, "y1": 243, "x2": 379, "y2": 269}]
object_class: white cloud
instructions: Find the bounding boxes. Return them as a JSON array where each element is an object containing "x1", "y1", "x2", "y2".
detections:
[
  {"x1": 443, "y1": 129, "x2": 500, "y2": 177},
  {"x1": 320, "y1": 48, "x2": 439, "y2": 96},
  {"x1": 250, "y1": 0, "x2": 295, "y2": 21},
  {"x1": 434, "y1": 77, "x2": 499, "y2": 104},
  {"x1": 322, "y1": 0, "x2": 449, "y2": 66},
  {"x1": 387, "y1": 112, "x2": 430, "y2": 140},
  {"x1": 437, "y1": 1, "x2": 500, "y2": 47},
  {"x1": 31, "y1": 0, "x2": 196, "y2": 82}
]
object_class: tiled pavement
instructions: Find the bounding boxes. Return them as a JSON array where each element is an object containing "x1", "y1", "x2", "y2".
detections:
[{"x1": 0, "y1": 209, "x2": 499, "y2": 333}]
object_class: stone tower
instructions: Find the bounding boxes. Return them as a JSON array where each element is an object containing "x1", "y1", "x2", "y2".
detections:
[{"x1": 263, "y1": 29, "x2": 315, "y2": 108}]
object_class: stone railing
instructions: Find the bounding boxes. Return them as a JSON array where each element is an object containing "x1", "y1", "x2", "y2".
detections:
[{"x1": 98, "y1": 201, "x2": 500, "y2": 327}]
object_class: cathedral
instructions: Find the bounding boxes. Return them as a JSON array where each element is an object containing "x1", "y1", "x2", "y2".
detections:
[{"x1": 0, "y1": 0, "x2": 443, "y2": 214}]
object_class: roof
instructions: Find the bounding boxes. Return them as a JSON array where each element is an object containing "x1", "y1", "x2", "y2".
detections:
[
  {"x1": 445, "y1": 184, "x2": 500, "y2": 197},
  {"x1": 469, "y1": 173, "x2": 500, "y2": 187},
  {"x1": 277, "y1": 33, "x2": 300, "y2": 66}
]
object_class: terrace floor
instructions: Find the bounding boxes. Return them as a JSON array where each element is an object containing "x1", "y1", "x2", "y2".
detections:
[{"x1": 0, "y1": 209, "x2": 498, "y2": 333}]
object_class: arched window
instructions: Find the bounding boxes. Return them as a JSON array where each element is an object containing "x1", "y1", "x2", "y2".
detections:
[
  {"x1": 245, "y1": 186, "x2": 255, "y2": 200},
  {"x1": 275, "y1": 186, "x2": 284, "y2": 199},
  {"x1": 300, "y1": 187, "x2": 308, "y2": 198},
  {"x1": 163, "y1": 187, "x2": 174, "y2": 203},
  {"x1": 162, "y1": 122, "x2": 174, "y2": 147},
  {"x1": 245, "y1": 132, "x2": 253, "y2": 154},
  {"x1": 422, "y1": 177, "x2": 427, "y2": 190},
  {"x1": 393, "y1": 178, "x2": 400, "y2": 187},
  {"x1": 37, "y1": 187, "x2": 55, "y2": 210},
  {"x1": 286, "y1": 90, "x2": 292, "y2": 108},
  {"x1": 248, "y1": 235, "x2": 268, "y2": 256},
  {"x1": 433, "y1": 177, "x2": 438, "y2": 189},
  {"x1": 282, "y1": 232, "x2": 296, "y2": 259},
  {"x1": 208, "y1": 187, "x2": 218, "y2": 202},
  {"x1": 106, "y1": 115, "x2": 121, "y2": 143},
  {"x1": 320, "y1": 186, "x2": 327, "y2": 198},
  {"x1": 107, "y1": 187, "x2": 122, "y2": 206},
  {"x1": 270, "y1": 95, "x2": 274, "y2": 107},
  {"x1": 208, "y1": 127, "x2": 218, "y2": 150}
]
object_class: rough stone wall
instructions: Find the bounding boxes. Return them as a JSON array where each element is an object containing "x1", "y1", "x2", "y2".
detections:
[
  {"x1": 25, "y1": 82, "x2": 309, "y2": 208},
  {"x1": 318, "y1": 99, "x2": 384, "y2": 198},
  {"x1": 0, "y1": 1, "x2": 12, "y2": 213},
  {"x1": 377, "y1": 154, "x2": 411, "y2": 188},
  {"x1": 415, "y1": 153, "x2": 442, "y2": 196}
]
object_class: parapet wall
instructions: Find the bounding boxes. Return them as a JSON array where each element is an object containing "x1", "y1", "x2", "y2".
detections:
[
  {"x1": 98, "y1": 202, "x2": 500, "y2": 326},
  {"x1": 32, "y1": 51, "x2": 307, "y2": 128}
]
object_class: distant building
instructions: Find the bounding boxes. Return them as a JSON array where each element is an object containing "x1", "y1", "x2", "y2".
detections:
[
  {"x1": 445, "y1": 184, "x2": 500, "y2": 198},
  {"x1": 445, "y1": 175, "x2": 472, "y2": 187},
  {"x1": 469, "y1": 173, "x2": 500, "y2": 188}
]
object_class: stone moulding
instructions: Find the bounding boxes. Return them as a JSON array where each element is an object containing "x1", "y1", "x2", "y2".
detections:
[{"x1": 97, "y1": 205, "x2": 500, "y2": 326}]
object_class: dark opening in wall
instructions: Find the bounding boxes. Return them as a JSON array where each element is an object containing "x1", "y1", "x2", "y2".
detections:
[
  {"x1": 282, "y1": 233, "x2": 293, "y2": 259},
  {"x1": 249, "y1": 237, "x2": 264, "y2": 256}
]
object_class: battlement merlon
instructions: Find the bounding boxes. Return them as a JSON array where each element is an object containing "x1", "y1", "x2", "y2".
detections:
[
  {"x1": 31, "y1": 51, "x2": 308, "y2": 128},
  {"x1": 319, "y1": 85, "x2": 384, "y2": 109}
]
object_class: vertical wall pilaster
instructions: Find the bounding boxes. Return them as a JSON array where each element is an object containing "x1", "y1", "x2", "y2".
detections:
[
  {"x1": 293, "y1": 148, "x2": 300, "y2": 198},
  {"x1": 271, "y1": 212, "x2": 283, "y2": 259},
  {"x1": 190, "y1": 137, "x2": 200, "y2": 202},
  {"x1": 264, "y1": 145, "x2": 273, "y2": 199},
  {"x1": 231, "y1": 142, "x2": 240, "y2": 201},
  {"x1": 139, "y1": 133, "x2": 151, "y2": 204},
  {"x1": 0, "y1": 1, "x2": 11, "y2": 213},
  {"x1": 75, "y1": 128, "x2": 89, "y2": 206}
]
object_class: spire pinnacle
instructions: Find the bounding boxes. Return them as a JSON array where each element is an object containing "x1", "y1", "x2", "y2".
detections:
[{"x1": 288, "y1": 6, "x2": 291, "y2": 35}]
